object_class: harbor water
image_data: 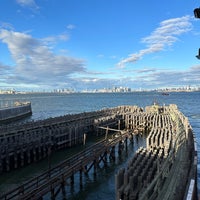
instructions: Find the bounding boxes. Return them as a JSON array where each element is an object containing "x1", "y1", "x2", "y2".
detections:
[{"x1": 0, "y1": 91, "x2": 200, "y2": 199}]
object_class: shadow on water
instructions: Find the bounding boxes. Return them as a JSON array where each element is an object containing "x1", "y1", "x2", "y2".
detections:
[{"x1": 42, "y1": 135, "x2": 146, "y2": 200}]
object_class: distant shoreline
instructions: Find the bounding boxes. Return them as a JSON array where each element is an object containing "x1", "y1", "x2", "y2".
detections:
[{"x1": 0, "y1": 89, "x2": 199, "y2": 95}]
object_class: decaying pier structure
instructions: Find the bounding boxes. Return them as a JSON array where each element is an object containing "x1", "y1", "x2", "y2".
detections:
[
  {"x1": 0, "y1": 106, "x2": 133, "y2": 173},
  {"x1": 0, "y1": 104, "x2": 197, "y2": 200},
  {"x1": 116, "y1": 104, "x2": 197, "y2": 200}
]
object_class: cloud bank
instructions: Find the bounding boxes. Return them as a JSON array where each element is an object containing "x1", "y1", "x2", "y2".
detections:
[
  {"x1": 65, "y1": 64, "x2": 200, "y2": 91},
  {"x1": 0, "y1": 29, "x2": 85, "y2": 88}
]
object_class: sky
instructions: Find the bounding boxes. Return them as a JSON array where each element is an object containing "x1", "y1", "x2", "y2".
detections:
[{"x1": 0, "y1": 0, "x2": 200, "y2": 91}]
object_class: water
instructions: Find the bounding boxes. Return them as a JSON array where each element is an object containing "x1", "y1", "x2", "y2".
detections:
[{"x1": 0, "y1": 91, "x2": 200, "y2": 199}]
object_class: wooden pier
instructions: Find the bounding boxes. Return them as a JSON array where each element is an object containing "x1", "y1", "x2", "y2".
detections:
[
  {"x1": 0, "y1": 128, "x2": 134, "y2": 200},
  {"x1": 0, "y1": 104, "x2": 197, "y2": 200}
]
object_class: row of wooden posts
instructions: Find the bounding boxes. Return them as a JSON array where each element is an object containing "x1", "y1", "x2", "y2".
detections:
[{"x1": 115, "y1": 104, "x2": 197, "y2": 200}]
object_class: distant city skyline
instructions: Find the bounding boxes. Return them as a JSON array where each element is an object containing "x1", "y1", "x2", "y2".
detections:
[
  {"x1": 0, "y1": 85, "x2": 199, "y2": 94},
  {"x1": 0, "y1": 0, "x2": 200, "y2": 91}
]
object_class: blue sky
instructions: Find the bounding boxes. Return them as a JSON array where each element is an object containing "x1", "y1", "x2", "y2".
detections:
[{"x1": 0, "y1": 0, "x2": 200, "y2": 91}]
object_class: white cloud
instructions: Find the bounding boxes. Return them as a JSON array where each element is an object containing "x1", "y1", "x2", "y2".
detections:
[
  {"x1": 81, "y1": 78, "x2": 99, "y2": 83},
  {"x1": 136, "y1": 68, "x2": 157, "y2": 73},
  {"x1": 0, "y1": 29, "x2": 85, "y2": 87},
  {"x1": 0, "y1": 62, "x2": 12, "y2": 76},
  {"x1": 110, "y1": 55, "x2": 117, "y2": 59},
  {"x1": 131, "y1": 65, "x2": 200, "y2": 88},
  {"x1": 97, "y1": 54, "x2": 104, "y2": 58},
  {"x1": 41, "y1": 33, "x2": 69, "y2": 45},
  {"x1": 79, "y1": 65, "x2": 200, "y2": 90},
  {"x1": 16, "y1": 0, "x2": 39, "y2": 9},
  {"x1": 117, "y1": 15, "x2": 193, "y2": 68},
  {"x1": 0, "y1": 22, "x2": 14, "y2": 30},
  {"x1": 67, "y1": 24, "x2": 76, "y2": 30}
]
